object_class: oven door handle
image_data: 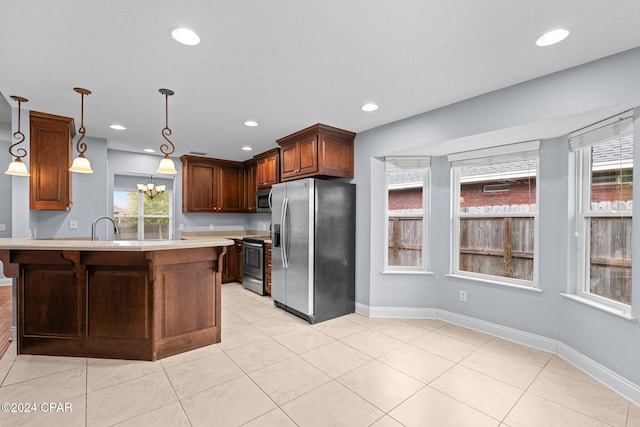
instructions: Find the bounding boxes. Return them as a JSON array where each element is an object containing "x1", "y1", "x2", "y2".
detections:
[{"x1": 242, "y1": 241, "x2": 263, "y2": 249}]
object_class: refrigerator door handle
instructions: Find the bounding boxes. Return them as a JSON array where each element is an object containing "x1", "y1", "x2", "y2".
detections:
[
  {"x1": 268, "y1": 188, "x2": 273, "y2": 210},
  {"x1": 281, "y1": 196, "x2": 289, "y2": 269}
]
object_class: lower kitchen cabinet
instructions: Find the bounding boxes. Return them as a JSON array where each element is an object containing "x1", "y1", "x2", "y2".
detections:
[
  {"x1": 222, "y1": 239, "x2": 244, "y2": 284},
  {"x1": 264, "y1": 243, "x2": 272, "y2": 295},
  {"x1": 235, "y1": 239, "x2": 243, "y2": 282}
]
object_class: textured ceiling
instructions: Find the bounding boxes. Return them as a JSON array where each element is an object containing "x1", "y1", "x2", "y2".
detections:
[{"x1": 1, "y1": 0, "x2": 640, "y2": 161}]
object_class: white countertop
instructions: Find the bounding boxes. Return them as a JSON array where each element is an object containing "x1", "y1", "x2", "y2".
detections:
[{"x1": 0, "y1": 238, "x2": 234, "y2": 252}]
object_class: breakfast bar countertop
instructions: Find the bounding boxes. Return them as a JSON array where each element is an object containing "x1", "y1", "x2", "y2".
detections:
[{"x1": 0, "y1": 237, "x2": 234, "y2": 252}]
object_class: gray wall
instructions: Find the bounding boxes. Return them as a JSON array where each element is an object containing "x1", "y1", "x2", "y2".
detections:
[
  {"x1": 354, "y1": 47, "x2": 640, "y2": 386},
  {"x1": 33, "y1": 135, "x2": 108, "y2": 239},
  {"x1": 0, "y1": 135, "x2": 12, "y2": 238}
]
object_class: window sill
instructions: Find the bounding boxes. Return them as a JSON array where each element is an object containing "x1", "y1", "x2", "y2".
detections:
[
  {"x1": 446, "y1": 274, "x2": 542, "y2": 293},
  {"x1": 560, "y1": 293, "x2": 636, "y2": 322},
  {"x1": 382, "y1": 270, "x2": 434, "y2": 276}
]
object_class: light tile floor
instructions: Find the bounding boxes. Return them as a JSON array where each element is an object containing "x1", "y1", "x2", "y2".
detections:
[{"x1": 0, "y1": 282, "x2": 638, "y2": 426}]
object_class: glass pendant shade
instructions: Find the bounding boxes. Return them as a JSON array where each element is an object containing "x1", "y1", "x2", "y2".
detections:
[
  {"x1": 157, "y1": 155, "x2": 178, "y2": 175},
  {"x1": 69, "y1": 154, "x2": 94, "y2": 173},
  {"x1": 5, "y1": 158, "x2": 30, "y2": 176}
]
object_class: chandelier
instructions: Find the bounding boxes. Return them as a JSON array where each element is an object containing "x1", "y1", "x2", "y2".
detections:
[{"x1": 137, "y1": 176, "x2": 166, "y2": 199}]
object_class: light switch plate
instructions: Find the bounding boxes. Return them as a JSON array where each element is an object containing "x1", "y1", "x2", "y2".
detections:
[{"x1": 69, "y1": 219, "x2": 78, "y2": 230}]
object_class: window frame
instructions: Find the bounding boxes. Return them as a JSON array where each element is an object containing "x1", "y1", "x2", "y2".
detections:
[
  {"x1": 575, "y1": 139, "x2": 632, "y2": 313},
  {"x1": 383, "y1": 157, "x2": 430, "y2": 272},
  {"x1": 113, "y1": 187, "x2": 174, "y2": 241},
  {"x1": 450, "y1": 142, "x2": 540, "y2": 288}
]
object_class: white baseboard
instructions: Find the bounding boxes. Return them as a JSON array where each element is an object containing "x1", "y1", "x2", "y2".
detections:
[
  {"x1": 436, "y1": 310, "x2": 559, "y2": 354},
  {"x1": 557, "y1": 342, "x2": 640, "y2": 405},
  {"x1": 355, "y1": 302, "x2": 369, "y2": 317},
  {"x1": 361, "y1": 304, "x2": 640, "y2": 405}
]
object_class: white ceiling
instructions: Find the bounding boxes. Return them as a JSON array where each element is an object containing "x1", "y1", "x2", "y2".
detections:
[{"x1": 1, "y1": 0, "x2": 640, "y2": 161}]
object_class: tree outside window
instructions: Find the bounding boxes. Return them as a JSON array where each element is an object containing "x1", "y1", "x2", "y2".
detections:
[{"x1": 113, "y1": 191, "x2": 172, "y2": 240}]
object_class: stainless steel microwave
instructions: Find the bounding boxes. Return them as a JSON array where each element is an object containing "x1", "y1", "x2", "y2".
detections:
[{"x1": 256, "y1": 188, "x2": 271, "y2": 213}]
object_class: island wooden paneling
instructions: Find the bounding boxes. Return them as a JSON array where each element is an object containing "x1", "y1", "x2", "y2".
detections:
[{"x1": 1, "y1": 245, "x2": 225, "y2": 361}]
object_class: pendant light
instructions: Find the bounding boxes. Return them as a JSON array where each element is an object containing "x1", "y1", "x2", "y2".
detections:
[
  {"x1": 69, "y1": 87, "x2": 94, "y2": 173},
  {"x1": 156, "y1": 88, "x2": 178, "y2": 175},
  {"x1": 5, "y1": 95, "x2": 30, "y2": 176}
]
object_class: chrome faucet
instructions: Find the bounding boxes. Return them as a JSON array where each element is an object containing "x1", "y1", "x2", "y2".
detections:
[{"x1": 91, "y1": 216, "x2": 119, "y2": 241}]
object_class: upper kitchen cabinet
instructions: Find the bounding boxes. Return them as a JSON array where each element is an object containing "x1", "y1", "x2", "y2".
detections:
[
  {"x1": 254, "y1": 148, "x2": 280, "y2": 189},
  {"x1": 29, "y1": 111, "x2": 76, "y2": 210},
  {"x1": 276, "y1": 123, "x2": 355, "y2": 181},
  {"x1": 181, "y1": 155, "x2": 243, "y2": 213},
  {"x1": 242, "y1": 159, "x2": 257, "y2": 212}
]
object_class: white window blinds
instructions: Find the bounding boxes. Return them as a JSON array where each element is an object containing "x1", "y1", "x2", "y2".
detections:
[
  {"x1": 569, "y1": 110, "x2": 634, "y2": 151},
  {"x1": 447, "y1": 140, "x2": 540, "y2": 167},
  {"x1": 385, "y1": 156, "x2": 430, "y2": 170}
]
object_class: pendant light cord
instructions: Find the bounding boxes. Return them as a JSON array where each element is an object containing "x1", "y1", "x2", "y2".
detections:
[
  {"x1": 159, "y1": 89, "x2": 175, "y2": 156},
  {"x1": 8, "y1": 96, "x2": 28, "y2": 160}
]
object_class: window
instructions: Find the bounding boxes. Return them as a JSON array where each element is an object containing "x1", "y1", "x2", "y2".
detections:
[
  {"x1": 385, "y1": 157, "x2": 430, "y2": 271},
  {"x1": 113, "y1": 175, "x2": 174, "y2": 240},
  {"x1": 571, "y1": 111, "x2": 633, "y2": 310},
  {"x1": 449, "y1": 141, "x2": 539, "y2": 286}
]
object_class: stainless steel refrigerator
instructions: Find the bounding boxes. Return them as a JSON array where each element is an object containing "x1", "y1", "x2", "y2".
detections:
[{"x1": 271, "y1": 178, "x2": 355, "y2": 324}]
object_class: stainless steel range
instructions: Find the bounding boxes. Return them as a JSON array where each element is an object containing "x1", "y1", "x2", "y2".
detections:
[{"x1": 242, "y1": 236, "x2": 267, "y2": 295}]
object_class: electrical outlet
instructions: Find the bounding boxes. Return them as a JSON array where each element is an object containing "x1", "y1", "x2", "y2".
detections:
[
  {"x1": 69, "y1": 219, "x2": 78, "y2": 230},
  {"x1": 209, "y1": 224, "x2": 215, "y2": 231},
  {"x1": 0, "y1": 224, "x2": 6, "y2": 232},
  {"x1": 459, "y1": 290, "x2": 467, "y2": 302},
  {"x1": 179, "y1": 223, "x2": 184, "y2": 231}
]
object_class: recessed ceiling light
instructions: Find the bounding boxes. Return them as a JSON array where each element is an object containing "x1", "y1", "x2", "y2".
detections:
[
  {"x1": 244, "y1": 120, "x2": 259, "y2": 127},
  {"x1": 144, "y1": 148, "x2": 156, "y2": 153},
  {"x1": 171, "y1": 28, "x2": 200, "y2": 46},
  {"x1": 109, "y1": 123, "x2": 127, "y2": 130},
  {"x1": 536, "y1": 28, "x2": 569, "y2": 47},
  {"x1": 361, "y1": 103, "x2": 378, "y2": 112},
  {"x1": 241, "y1": 146, "x2": 253, "y2": 151}
]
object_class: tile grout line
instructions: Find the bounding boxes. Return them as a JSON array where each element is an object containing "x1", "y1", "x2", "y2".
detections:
[
  {"x1": 159, "y1": 358, "x2": 195, "y2": 427},
  {"x1": 521, "y1": 356, "x2": 627, "y2": 427}
]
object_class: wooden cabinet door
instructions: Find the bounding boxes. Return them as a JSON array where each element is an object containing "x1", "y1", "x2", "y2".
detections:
[
  {"x1": 222, "y1": 241, "x2": 236, "y2": 283},
  {"x1": 256, "y1": 149, "x2": 280, "y2": 188},
  {"x1": 234, "y1": 240, "x2": 243, "y2": 281},
  {"x1": 264, "y1": 243, "x2": 272, "y2": 295},
  {"x1": 280, "y1": 142, "x2": 299, "y2": 180},
  {"x1": 29, "y1": 111, "x2": 75, "y2": 210},
  {"x1": 297, "y1": 136, "x2": 318, "y2": 176},
  {"x1": 256, "y1": 157, "x2": 267, "y2": 187},
  {"x1": 184, "y1": 161, "x2": 215, "y2": 212},
  {"x1": 215, "y1": 163, "x2": 242, "y2": 212},
  {"x1": 243, "y1": 161, "x2": 257, "y2": 212}
]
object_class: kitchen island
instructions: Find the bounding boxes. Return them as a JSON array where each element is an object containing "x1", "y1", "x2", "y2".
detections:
[{"x1": 0, "y1": 238, "x2": 233, "y2": 361}]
